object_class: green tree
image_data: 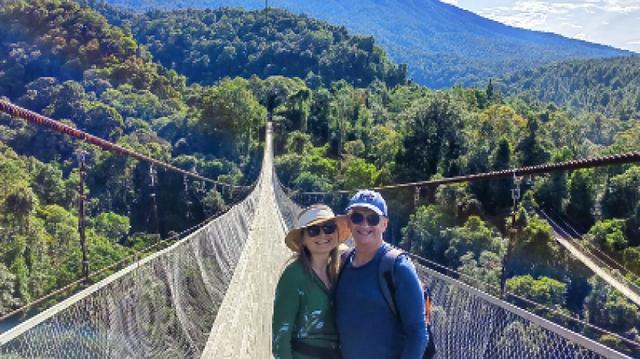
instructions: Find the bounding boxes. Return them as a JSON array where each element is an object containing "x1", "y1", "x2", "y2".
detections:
[
  {"x1": 623, "y1": 247, "x2": 640, "y2": 274},
  {"x1": 92, "y1": 212, "x2": 130, "y2": 243},
  {"x1": 516, "y1": 118, "x2": 550, "y2": 167},
  {"x1": 506, "y1": 274, "x2": 567, "y2": 308},
  {"x1": 489, "y1": 138, "x2": 513, "y2": 211},
  {"x1": 533, "y1": 149, "x2": 570, "y2": 214},
  {"x1": 285, "y1": 131, "x2": 313, "y2": 154},
  {"x1": 584, "y1": 276, "x2": 639, "y2": 333},
  {"x1": 587, "y1": 219, "x2": 628, "y2": 253},
  {"x1": 509, "y1": 215, "x2": 566, "y2": 279},
  {"x1": 30, "y1": 162, "x2": 66, "y2": 206},
  {"x1": 601, "y1": 166, "x2": 640, "y2": 220},
  {"x1": 397, "y1": 93, "x2": 465, "y2": 180},
  {"x1": 202, "y1": 189, "x2": 226, "y2": 217},
  {"x1": 458, "y1": 251, "x2": 502, "y2": 294},
  {"x1": 444, "y1": 216, "x2": 504, "y2": 268},
  {"x1": 400, "y1": 204, "x2": 453, "y2": 262},
  {"x1": 0, "y1": 264, "x2": 20, "y2": 314},
  {"x1": 10, "y1": 251, "x2": 30, "y2": 303},
  {"x1": 565, "y1": 169, "x2": 595, "y2": 231},
  {"x1": 341, "y1": 158, "x2": 377, "y2": 190},
  {"x1": 368, "y1": 125, "x2": 401, "y2": 168},
  {"x1": 197, "y1": 78, "x2": 266, "y2": 157}
]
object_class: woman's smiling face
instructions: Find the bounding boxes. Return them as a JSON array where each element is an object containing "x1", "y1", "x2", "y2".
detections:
[{"x1": 302, "y1": 220, "x2": 339, "y2": 256}]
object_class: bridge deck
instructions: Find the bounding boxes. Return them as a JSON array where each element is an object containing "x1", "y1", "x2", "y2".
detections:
[
  {"x1": 201, "y1": 125, "x2": 289, "y2": 358},
  {"x1": 538, "y1": 210, "x2": 640, "y2": 306}
]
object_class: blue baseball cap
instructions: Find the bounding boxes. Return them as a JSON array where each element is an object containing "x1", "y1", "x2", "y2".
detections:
[{"x1": 345, "y1": 190, "x2": 388, "y2": 216}]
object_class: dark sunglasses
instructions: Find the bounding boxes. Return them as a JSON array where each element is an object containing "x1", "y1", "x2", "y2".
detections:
[
  {"x1": 305, "y1": 222, "x2": 338, "y2": 237},
  {"x1": 349, "y1": 212, "x2": 381, "y2": 226}
]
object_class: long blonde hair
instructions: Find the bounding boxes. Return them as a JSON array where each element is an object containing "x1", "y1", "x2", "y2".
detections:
[{"x1": 295, "y1": 228, "x2": 342, "y2": 287}]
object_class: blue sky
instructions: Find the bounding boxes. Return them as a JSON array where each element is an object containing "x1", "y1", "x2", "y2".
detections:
[{"x1": 441, "y1": 0, "x2": 640, "y2": 53}]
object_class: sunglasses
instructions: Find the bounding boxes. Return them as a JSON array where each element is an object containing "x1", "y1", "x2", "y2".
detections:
[
  {"x1": 349, "y1": 212, "x2": 381, "y2": 226},
  {"x1": 305, "y1": 222, "x2": 338, "y2": 237}
]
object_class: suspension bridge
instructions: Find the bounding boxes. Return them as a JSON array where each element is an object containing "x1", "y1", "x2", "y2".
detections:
[{"x1": 0, "y1": 100, "x2": 639, "y2": 358}]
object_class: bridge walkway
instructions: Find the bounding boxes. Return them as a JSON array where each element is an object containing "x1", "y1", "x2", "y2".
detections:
[{"x1": 201, "y1": 123, "x2": 289, "y2": 358}]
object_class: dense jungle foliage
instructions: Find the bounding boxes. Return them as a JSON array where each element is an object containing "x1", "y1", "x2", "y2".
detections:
[
  {"x1": 268, "y1": 78, "x2": 640, "y2": 354},
  {"x1": 0, "y1": 0, "x2": 266, "y2": 315},
  {"x1": 0, "y1": 0, "x2": 638, "y2": 355},
  {"x1": 0, "y1": 0, "x2": 406, "y2": 319},
  {"x1": 122, "y1": 7, "x2": 406, "y2": 88},
  {"x1": 96, "y1": 0, "x2": 633, "y2": 88},
  {"x1": 499, "y1": 56, "x2": 640, "y2": 120}
]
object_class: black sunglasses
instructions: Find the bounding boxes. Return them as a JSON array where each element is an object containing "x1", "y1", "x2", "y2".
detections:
[
  {"x1": 305, "y1": 222, "x2": 338, "y2": 237},
  {"x1": 349, "y1": 212, "x2": 381, "y2": 226}
]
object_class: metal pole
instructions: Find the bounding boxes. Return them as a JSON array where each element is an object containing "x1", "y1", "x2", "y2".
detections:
[
  {"x1": 76, "y1": 150, "x2": 89, "y2": 284},
  {"x1": 184, "y1": 175, "x2": 191, "y2": 222},
  {"x1": 149, "y1": 165, "x2": 160, "y2": 237},
  {"x1": 500, "y1": 172, "x2": 521, "y2": 298}
]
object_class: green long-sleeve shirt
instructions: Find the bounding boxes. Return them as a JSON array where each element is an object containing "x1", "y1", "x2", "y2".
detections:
[{"x1": 272, "y1": 259, "x2": 339, "y2": 359}]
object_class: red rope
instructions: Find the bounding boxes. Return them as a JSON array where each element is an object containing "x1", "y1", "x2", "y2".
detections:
[{"x1": 0, "y1": 99, "x2": 248, "y2": 189}]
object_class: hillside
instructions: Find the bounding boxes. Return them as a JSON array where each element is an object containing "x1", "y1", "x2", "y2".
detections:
[
  {"x1": 499, "y1": 57, "x2": 640, "y2": 120},
  {"x1": 0, "y1": 0, "x2": 261, "y2": 312},
  {"x1": 121, "y1": 7, "x2": 406, "y2": 87},
  {"x1": 97, "y1": 0, "x2": 634, "y2": 88}
]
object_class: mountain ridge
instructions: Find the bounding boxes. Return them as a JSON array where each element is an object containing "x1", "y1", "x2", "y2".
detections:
[{"x1": 97, "y1": 0, "x2": 635, "y2": 88}]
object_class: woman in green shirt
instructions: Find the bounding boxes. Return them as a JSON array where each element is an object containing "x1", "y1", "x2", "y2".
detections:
[{"x1": 272, "y1": 204, "x2": 351, "y2": 359}]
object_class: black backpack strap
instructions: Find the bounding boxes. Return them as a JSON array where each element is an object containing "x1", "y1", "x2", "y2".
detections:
[{"x1": 378, "y1": 245, "x2": 406, "y2": 318}]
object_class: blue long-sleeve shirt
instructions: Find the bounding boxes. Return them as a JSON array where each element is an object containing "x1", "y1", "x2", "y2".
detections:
[{"x1": 335, "y1": 244, "x2": 427, "y2": 359}]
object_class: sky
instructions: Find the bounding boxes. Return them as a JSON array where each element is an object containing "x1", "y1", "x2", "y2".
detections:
[{"x1": 440, "y1": 0, "x2": 640, "y2": 53}]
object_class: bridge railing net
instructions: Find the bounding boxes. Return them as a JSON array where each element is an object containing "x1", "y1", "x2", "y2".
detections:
[
  {"x1": 0, "y1": 184, "x2": 260, "y2": 358},
  {"x1": 272, "y1": 178, "x2": 624, "y2": 359}
]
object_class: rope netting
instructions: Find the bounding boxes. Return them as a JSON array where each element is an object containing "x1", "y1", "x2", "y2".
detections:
[
  {"x1": 0, "y1": 181, "x2": 260, "y2": 358},
  {"x1": 0, "y1": 121, "x2": 633, "y2": 358},
  {"x1": 273, "y1": 183, "x2": 629, "y2": 359}
]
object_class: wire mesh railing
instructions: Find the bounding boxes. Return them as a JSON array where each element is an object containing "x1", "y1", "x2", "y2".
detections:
[
  {"x1": 0, "y1": 180, "x2": 261, "y2": 357},
  {"x1": 272, "y1": 176, "x2": 633, "y2": 358}
]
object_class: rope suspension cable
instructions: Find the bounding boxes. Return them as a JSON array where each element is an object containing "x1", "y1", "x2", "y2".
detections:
[
  {"x1": 275, "y1": 179, "x2": 640, "y2": 354},
  {"x1": 288, "y1": 151, "x2": 640, "y2": 196},
  {"x1": 0, "y1": 99, "x2": 249, "y2": 190},
  {"x1": 0, "y1": 100, "x2": 257, "y2": 321}
]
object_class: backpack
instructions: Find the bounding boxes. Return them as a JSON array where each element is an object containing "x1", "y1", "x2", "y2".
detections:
[{"x1": 340, "y1": 246, "x2": 436, "y2": 359}]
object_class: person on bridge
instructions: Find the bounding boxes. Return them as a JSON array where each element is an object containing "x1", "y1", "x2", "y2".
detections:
[
  {"x1": 335, "y1": 190, "x2": 428, "y2": 359},
  {"x1": 272, "y1": 204, "x2": 351, "y2": 359}
]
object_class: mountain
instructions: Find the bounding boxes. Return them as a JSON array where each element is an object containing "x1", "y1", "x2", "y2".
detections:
[
  {"x1": 499, "y1": 56, "x2": 640, "y2": 120},
  {"x1": 112, "y1": 7, "x2": 407, "y2": 87},
  {"x1": 95, "y1": 0, "x2": 635, "y2": 88}
]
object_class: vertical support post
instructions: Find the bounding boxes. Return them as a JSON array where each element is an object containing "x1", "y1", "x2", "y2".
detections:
[
  {"x1": 76, "y1": 150, "x2": 89, "y2": 284},
  {"x1": 500, "y1": 172, "x2": 521, "y2": 298},
  {"x1": 149, "y1": 165, "x2": 160, "y2": 238},
  {"x1": 183, "y1": 175, "x2": 191, "y2": 222}
]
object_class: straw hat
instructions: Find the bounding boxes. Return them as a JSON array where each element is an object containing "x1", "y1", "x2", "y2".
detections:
[{"x1": 284, "y1": 204, "x2": 351, "y2": 252}]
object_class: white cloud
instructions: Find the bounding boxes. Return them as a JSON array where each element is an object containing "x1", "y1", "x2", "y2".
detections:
[
  {"x1": 439, "y1": 0, "x2": 459, "y2": 5},
  {"x1": 573, "y1": 32, "x2": 587, "y2": 40},
  {"x1": 561, "y1": 22, "x2": 583, "y2": 29},
  {"x1": 466, "y1": 0, "x2": 640, "y2": 52}
]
